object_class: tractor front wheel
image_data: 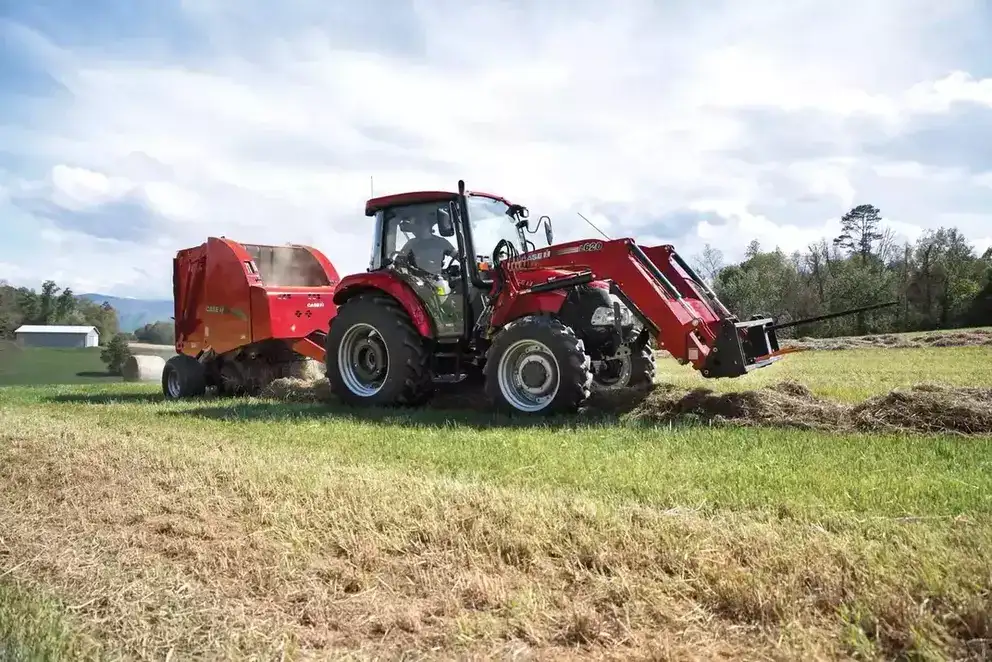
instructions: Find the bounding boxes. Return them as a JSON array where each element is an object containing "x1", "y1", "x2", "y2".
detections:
[
  {"x1": 325, "y1": 293, "x2": 433, "y2": 407},
  {"x1": 484, "y1": 315, "x2": 592, "y2": 415}
]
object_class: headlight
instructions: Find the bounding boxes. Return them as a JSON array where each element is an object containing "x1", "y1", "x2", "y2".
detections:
[
  {"x1": 590, "y1": 306, "x2": 615, "y2": 326},
  {"x1": 591, "y1": 296, "x2": 636, "y2": 327}
]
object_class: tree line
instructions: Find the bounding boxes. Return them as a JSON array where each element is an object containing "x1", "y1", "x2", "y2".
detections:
[
  {"x1": 0, "y1": 280, "x2": 175, "y2": 345},
  {"x1": 693, "y1": 204, "x2": 992, "y2": 337},
  {"x1": 0, "y1": 280, "x2": 122, "y2": 342},
  {"x1": 3, "y1": 206, "x2": 990, "y2": 347}
]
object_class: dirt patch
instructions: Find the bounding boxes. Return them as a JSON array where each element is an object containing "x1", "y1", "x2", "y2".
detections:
[
  {"x1": 784, "y1": 328, "x2": 992, "y2": 351},
  {"x1": 260, "y1": 377, "x2": 992, "y2": 436}
]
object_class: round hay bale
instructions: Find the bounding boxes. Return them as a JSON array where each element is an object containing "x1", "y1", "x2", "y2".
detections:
[{"x1": 122, "y1": 354, "x2": 167, "y2": 382}]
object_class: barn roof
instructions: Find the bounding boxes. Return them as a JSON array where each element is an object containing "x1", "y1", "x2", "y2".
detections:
[{"x1": 14, "y1": 325, "x2": 99, "y2": 334}]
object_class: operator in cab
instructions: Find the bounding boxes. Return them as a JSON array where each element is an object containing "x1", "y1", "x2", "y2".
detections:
[{"x1": 398, "y1": 207, "x2": 456, "y2": 275}]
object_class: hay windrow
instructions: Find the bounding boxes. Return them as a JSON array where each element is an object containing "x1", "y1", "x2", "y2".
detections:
[
  {"x1": 259, "y1": 376, "x2": 992, "y2": 435},
  {"x1": 783, "y1": 328, "x2": 992, "y2": 351}
]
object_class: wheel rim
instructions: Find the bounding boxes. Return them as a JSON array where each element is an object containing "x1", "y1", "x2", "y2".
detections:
[
  {"x1": 166, "y1": 368, "x2": 181, "y2": 397},
  {"x1": 497, "y1": 338, "x2": 560, "y2": 412},
  {"x1": 592, "y1": 352, "x2": 632, "y2": 391},
  {"x1": 338, "y1": 323, "x2": 389, "y2": 397}
]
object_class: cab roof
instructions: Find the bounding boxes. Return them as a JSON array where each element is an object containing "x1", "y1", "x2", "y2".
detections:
[{"x1": 364, "y1": 190, "x2": 513, "y2": 217}]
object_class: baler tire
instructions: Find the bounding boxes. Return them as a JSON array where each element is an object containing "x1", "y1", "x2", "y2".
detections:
[
  {"x1": 162, "y1": 354, "x2": 207, "y2": 399},
  {"x1": 325, "y1": 293, "x2": 433, "y2": 407},
  {"x1": 484, "y1": 315, "x2": 592, "y2": 415}
]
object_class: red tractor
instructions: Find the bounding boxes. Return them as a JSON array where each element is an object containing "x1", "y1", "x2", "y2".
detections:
[
  {"x1": 321, "y1": 180, "x2": 785, "y2": 414},
  {"x1": 163, "y1": 179, "x2": 798, "y2": 415}
]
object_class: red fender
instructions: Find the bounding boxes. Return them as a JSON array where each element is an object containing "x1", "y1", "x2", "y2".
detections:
[
  {"x1": 332, "y1": 272, "x2": 434, "y2": 337},
  {"x1": 488, "y1": 268, "x2": 608, "y2": 329},
  {"x1": 490, "y1": 290, "x2": 568, "y2": 329}
]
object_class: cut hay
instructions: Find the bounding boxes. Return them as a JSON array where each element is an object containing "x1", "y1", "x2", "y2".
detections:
[
  {"x1": 851, "y1": 382, "x2": 992, "y2": 435},
  {"x1": 260, "y1": 376, "x2": 334, "y2": 403},
  {"x1": 613, "y1": 381, "x2": 848, "y2": 430},
  {"x1": 121, "y1": 354, "x2": 166, "y2": 382},
  {"x1": 616, "y1": 381, "x2": 992, "y2": 435},
  {"x1": 257, "y1": 375, "x2": 992, "y2": 436},
  {"x1": 784, "y1": 328, "x2": 992, "y2": 351},
  {"x1": 285, "y1": 358, "x2": 325, "y2": 381}
]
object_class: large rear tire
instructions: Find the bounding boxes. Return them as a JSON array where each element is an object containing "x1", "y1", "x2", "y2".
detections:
[
  {"x1": 484, "y1": 315, "x2": 592, "y2": 415},
  {"x1": 162, "y1": 354, "x2": 207, "y2": 399},
  {"x1": 325, "y1": 292, "x2": 434, "y2": 407}
]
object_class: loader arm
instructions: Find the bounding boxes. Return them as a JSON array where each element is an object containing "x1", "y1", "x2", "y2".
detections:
[{"x1": 496, "y1": 238, "x2": 782, "y2": 378}]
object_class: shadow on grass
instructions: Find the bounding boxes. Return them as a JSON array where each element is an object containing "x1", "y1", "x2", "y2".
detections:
[
  {"x1": 41, "y1": 386, "x2": 652, "y2": 430},
  {"x1": 75, "y1": 371, "x2": 115, "y2": 378}
]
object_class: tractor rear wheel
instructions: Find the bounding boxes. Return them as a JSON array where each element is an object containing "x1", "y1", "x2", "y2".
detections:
[
  {"x1": 162, "y1": 354, "x2": 207, "y2": 399},
  {"x1": 325, "y1": 292, "x2": 433, "y2": 407},
  {"x1": 484, "y1": 315, "x2": 592, "y2": 415}
]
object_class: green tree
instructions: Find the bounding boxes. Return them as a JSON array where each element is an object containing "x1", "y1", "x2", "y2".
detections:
[
  {"x1": 77, "y1": 299, "x2": 121, "y2": 344},
  {"x1": 100, "y1": 333, "x2": 132, "y2": 375},
  {"x1": 0, "y1": 281, "x2": 24, "y2": 338},
  {"x1": 133, "y1": 320, "x2": 175, "y2": 345}
]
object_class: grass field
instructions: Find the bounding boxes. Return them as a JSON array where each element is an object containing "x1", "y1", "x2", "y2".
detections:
[
  {"x1": 0, "y1": 345, "x2": 116, "y2": 385},
  {"x1": 1, "y1": 341, "x2": 991, "y2": 659},
  {"x1": 0, "y1": 342, "x2": 177, "y2": 386}
]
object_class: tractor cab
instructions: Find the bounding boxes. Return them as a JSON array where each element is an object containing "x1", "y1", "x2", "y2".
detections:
[{"x1": 364, "y1": 187, "x2": 554, "y2": 339}]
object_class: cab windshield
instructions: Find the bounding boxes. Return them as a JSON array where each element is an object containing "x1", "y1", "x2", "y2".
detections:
[{"x1": 466, "y1": 195, "x2": 535, "y2": 258}]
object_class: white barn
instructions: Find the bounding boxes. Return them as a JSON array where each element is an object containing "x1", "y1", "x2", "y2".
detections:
[{"x1": 14, "y1": 325, "x2": 101, "y2": 348}]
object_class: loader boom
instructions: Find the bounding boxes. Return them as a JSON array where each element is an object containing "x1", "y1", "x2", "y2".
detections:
[{"x1": 496, "y1": 237, "x2": 781, "y2": 378}]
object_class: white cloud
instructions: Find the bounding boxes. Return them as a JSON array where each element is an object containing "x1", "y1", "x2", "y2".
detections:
[
  {"x1": 1, "y1": 0, "x2": 992, "y2": 297},
  {"x1": 49, "y1": 165, "x2": 132, "y2": 210}
]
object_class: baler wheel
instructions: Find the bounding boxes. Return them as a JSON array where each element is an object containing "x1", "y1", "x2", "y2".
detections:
[
  {"x1": 325, "y1": 293, "x2": 433, "y2": 407},
  {"x1": 162, "y1": 354, "x2": 207, "y2": 399},
  {"x1": 484, "y1": 315, "x2": 592, "y2": 415}
]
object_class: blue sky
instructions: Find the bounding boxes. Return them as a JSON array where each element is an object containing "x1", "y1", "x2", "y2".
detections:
[{"x1": 2, "y1": 0, "x2": 992, "y2": 299}]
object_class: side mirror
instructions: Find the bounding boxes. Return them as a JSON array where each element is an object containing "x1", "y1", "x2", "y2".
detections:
[
  {"x1": 436, "y1": 208, "x2": 455, "y2": 237},
  {"x1": 541, "y1": 215, "x2": 554, "y2": 245}
]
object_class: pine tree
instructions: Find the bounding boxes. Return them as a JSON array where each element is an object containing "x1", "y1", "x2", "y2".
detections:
[
  {"x1": 833, "y1": 204, "x2": 884, "y2": 260},
  {"x1": 100, "y1": 333, "x2": 132, "y2": 375}
]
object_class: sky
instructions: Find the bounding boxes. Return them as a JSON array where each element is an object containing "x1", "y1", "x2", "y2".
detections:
[{"x1": 2, "y1": 0, "x2": 992, "y2": 300}]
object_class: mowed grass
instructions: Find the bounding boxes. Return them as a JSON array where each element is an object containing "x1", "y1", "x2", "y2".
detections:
[{"x1": 1, "y1": 345, "x2": 991, "y2": 659}]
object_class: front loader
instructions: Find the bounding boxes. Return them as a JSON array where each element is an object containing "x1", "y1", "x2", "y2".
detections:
[{"x1": 321, "y1": 179, "x2": 818, "y2": 416}]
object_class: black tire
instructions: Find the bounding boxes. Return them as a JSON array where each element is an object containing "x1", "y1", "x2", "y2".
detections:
[
  {"x1": 484, "y1": 315, "x2": 592, "y2": 415},
  {"x1": 325, "y1": 292, "x2": 433, "y2": 407},
  {"x1": 628, "y1": 344, "x2": 656, "y2": 387},
  {"x1": 591, "y1": 341, "x2": 656, "y2": 391},
  {"x1": 162, "y1": 354, "x2": 207, "y2": 399}
]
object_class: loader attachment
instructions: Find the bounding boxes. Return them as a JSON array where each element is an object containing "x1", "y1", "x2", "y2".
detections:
[
  {"x1": 501, "y1": 237, "x2": 782, "y2": 377},
  {"x1": 702, "y1": 317, "x2": 781, "y2": 377}
]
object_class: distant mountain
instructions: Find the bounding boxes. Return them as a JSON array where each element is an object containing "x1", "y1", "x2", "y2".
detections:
[{"x1": 79, "y1": 293, "x2": 174, "y2": 332}]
